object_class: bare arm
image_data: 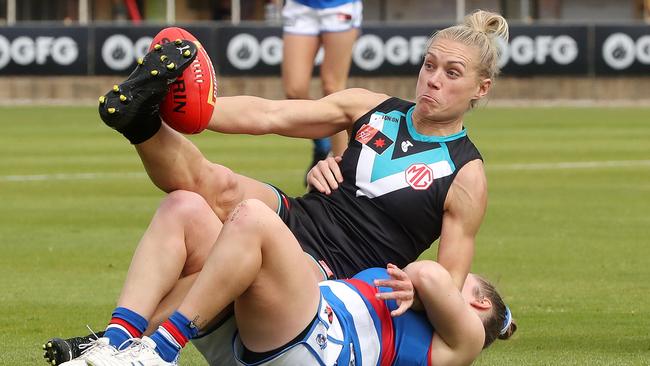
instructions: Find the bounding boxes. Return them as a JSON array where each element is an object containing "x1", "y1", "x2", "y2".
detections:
[
  {"x1": 136, "y1": 89, "x2": 386, "y2": 215},
  {"x1": 207, "y1": 88, "x2": 389, "y2": 138},
  {"x1": 437, "y1": 160, "x2": 488, "y2": 290},
  {"x1": 404, "y1": 261, "x2": 484, "y2": 366}
]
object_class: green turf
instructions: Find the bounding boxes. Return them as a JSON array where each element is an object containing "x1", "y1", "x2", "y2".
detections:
[{"x1": 1, "y1": 106, "x2": 649, "y2": 365}]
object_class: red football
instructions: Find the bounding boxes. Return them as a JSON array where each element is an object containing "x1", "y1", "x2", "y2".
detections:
[{"x1": 151, "y1": 27, "x2": 217, "y2": 134}]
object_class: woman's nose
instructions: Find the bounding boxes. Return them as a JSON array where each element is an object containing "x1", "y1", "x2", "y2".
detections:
[{"x1": 427, "y1": 70, "x2": 442, "y2": 90}]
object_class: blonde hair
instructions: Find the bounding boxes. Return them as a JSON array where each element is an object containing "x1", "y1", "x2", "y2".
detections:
[{"x1": 427, "y1": 10, "x2": 509, "y2": 82}]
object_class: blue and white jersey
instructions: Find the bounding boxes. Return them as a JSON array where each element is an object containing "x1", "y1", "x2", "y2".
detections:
[
  {"x1": 320, "y1": 267, "x2": 434, "y2": 366},
  {"x1": 280, "y1": 98, "x2": 483, "y2": 278},
  {"x1": 195, "y1": 268, "x2": 435, "y2": 366}
]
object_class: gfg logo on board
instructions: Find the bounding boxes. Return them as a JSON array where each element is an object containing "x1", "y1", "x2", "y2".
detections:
[
  {"x1": 101, "y1": 34, "x2": 153, "y2": 71},
  {"x1": 497, "y1": 35, "x2": 579, "y2": 67},
  {"x1": 601, "y1": 32, "x2": 650, "y2": 70},
  {"x1": 226, "y1": 33, "x2": 283, "y2": 70},
  {"x1": 0, "y1": 35, "x2": 78, "y2": 69},
  {"x1": 352, "y1": 34, "x2": 428, "y2": 71},
  {"x1": 225, "y1": 32, "x2": 429, "y2": 71}
]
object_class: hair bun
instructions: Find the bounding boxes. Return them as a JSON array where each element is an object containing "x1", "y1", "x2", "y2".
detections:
[
  {"x1": 464, "y1": 10, "x2": 509, "y2": 42},
  {"x1": 498, "y1": 319, "x2": 517, "y2": 340}
]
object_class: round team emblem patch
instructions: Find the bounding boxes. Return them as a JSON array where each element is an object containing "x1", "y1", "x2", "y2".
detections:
[
  {"x1": 316, "y1": 333, "x2": 327, "y2": 350},
  {"x1": 405, "y1": 163, "x2": 434, "y2": 190}
]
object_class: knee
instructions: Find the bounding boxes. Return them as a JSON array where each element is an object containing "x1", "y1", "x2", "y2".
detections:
[
  {"x1": 321, "y1": 82, "x2": 341, "y2": 97},
  {"x1": 284, "y1": 87, "x2": 309, "y2": 100},
  {"x1": 159, "y1": 190, "x2": 213, "y2": 223},
  {"x1": 321, "y1": 76, "x2": 345, "y2": 96},
  {"x1": 225, "y1": 199, "x2": 275, "y2": 233},
  {"x1": 198, "y1": 165, "x2": 243, "y2": 220},
  {"x1": 283, "y1": 79, "x2": 310, "y2": 99}
]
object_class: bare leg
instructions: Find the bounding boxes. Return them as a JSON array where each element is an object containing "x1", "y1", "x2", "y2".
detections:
[
  {"x1": 135, "y1": 124, "x2": 279, "y2": 221},
  {"x1": 320, "y1": 29, "x2": 358, "y2": 155},
  {"x1": 176, "y1": 199, "x2": 322, "y2": 352},
  {"x1": 147, "y1": 273, "x2": 233, "y2": 334},
  {"x1": 117, "y1": 190, "x2": 222, "y2": 319},
  {"x1": 282, "y1": 34, "x2": 320, "y2": 99}
]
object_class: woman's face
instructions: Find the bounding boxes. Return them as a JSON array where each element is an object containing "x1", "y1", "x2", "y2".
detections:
[{"x1": 414, "y1": 38, "x2": 490, "y2": 123}]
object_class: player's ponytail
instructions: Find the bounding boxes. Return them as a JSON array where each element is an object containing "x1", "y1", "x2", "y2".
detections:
[{"x1": 498, "y1": 317, "x2": 517, "y2": 340}]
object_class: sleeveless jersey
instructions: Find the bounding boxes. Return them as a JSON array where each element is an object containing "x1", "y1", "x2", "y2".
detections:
[
  {"x1": 320, "y1": 267, "x2": 434, "y2": 366},
  {"x1": 280, "y1": 97, "x2": 482, "y2": 278}
]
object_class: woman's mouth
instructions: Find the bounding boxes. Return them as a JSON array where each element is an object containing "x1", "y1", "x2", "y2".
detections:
[{"x1": 420, "y1": 95, "x2": 438, "y2": 104}]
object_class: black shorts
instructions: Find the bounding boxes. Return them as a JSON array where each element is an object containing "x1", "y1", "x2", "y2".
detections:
[{"x1": 267, "y1": 184, "x2": 404, "y2": 279}]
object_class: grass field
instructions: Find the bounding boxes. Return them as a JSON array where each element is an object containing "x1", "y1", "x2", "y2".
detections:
[{"x1": 1, "y1": 105, "x2": 649, "y2": 365}]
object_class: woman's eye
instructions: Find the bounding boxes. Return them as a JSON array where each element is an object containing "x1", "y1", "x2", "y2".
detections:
[{"x1": 447, "y1": 70, "x2": 460, "y2": 78}]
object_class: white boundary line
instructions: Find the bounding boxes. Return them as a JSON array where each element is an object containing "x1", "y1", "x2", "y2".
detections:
[
  {"x1": 0, "y1": 172, "x2": 147, "y2": 182},
  {"x1": 1, "y1": 160, "x2": 649, "y2": 182},
  {"x1": 489, "y1": 160, "x2": 650, "y2": 171}
]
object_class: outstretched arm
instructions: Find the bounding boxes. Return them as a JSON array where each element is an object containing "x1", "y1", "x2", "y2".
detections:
[
  {"x1": 404, "y1": 261, "x2": 484, "y2": 366},
  {"x1": 437, "y1": 160, "x2": 488, "y2": 290},
  {"x1": 207, "y1": 88, "x2": 388, "y2": 138}
]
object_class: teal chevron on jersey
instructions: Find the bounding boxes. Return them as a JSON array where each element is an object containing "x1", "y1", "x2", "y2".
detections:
[
  {"x1": 370, "y1": 143, "x2": 452, "y2": 182},
  {"x1": 365, "y1": 108, "x2": 458, "y2": 183},
  {"x1": 405, "y1": 106, "x2": 468, "y2": 143}
]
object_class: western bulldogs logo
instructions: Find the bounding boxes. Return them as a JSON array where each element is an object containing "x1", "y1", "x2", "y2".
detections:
[{"x1": 316, "y1": 333, "x2": 327, "y2": 350}]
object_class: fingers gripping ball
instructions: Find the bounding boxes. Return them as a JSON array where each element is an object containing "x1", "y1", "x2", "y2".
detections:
[{"x1": 151, "y1": 27, "x2": 217, "y2": 134}]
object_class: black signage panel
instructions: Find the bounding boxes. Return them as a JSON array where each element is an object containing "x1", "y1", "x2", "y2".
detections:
[
  {"x1": 215, "y1": 25, "x2": 434, "y2": 76},
  {"x1": 215, "y1": 25, "x2": 284, "y2": 75},
  {"x1": 1, "y1": 23, "x2": 646, "y2": 76},
  {"x1": 595, "y1": 26, "x2": 650, "y2": 75},
  {"x1": 349, "y1": 26, "x2": 440, "y2": 76},
  {"x1": 216, "y1": 24, "x2": 590, "y2": 76},
  {"x1": 0, "y1": 26, "x2": 88, "y2": 75},
  {"x1": 500, "y1": 25, "x2": 589, "y2": 76},
  {"x1": 93, "y1": 25, "x2": 215, "y2": 75}
]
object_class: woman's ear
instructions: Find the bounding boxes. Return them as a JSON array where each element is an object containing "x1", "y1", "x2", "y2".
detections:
[
  {"x1": 469, "y1": 296, "x2": 492, "y2": 311},
  {"x1": 473, "y1": 78, "x2": 492, "y2": 100}
]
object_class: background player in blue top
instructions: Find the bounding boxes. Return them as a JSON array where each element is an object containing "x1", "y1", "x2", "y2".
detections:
[{"x1": 59, "y1": 198, "x2": 515, "y2": 366}]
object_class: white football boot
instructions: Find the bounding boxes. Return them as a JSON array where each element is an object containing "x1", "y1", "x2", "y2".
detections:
[
  {"x1": 86, "y1": 336, "x2": 176, "y2": 366},
  {"x1": 59, "y1": 337, "x2": 117, "y2": 365}
]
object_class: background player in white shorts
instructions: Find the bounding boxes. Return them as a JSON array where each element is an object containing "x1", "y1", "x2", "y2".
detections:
[{"x1": 281, "y1": 0, "x2": 363, "y2": 180}]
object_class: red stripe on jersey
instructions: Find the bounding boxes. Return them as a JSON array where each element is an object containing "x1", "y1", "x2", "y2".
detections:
[
  {"x1": 281, "y1": 194, "x2": 291, "y2": 211},
  {"x1": 344, "y1": 279, "x2": 395, "y2": 366},
  {"x1": 110, "y1": 318, "x2": 142, "y2": 338},
  {"x1": 426, "y1": 338, "x2": 433, "y2": 366},
  {"x1": 161, "y1": 321, "x2": 189, "y2": 347}
]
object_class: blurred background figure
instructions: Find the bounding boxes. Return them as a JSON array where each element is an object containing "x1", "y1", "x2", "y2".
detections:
[{"x1": 278, "y1": 0, "x2": 362, "y2": 183}]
